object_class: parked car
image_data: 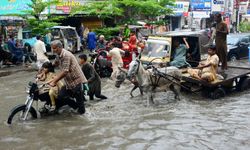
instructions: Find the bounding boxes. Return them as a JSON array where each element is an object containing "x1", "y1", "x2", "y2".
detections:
[
  {"x1": 50, "y1": 26, "x2": 81, "y2": 53},
  {"x1": 227, "y1": 33, "x2": 250, "y2": 61},
  {"x1": 141, "y1": 29, "x2": 209, "y2": 67}
]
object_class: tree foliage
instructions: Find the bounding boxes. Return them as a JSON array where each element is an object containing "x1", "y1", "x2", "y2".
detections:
[
  {"x1": 22, "y1": 0, "x2": 63, "y2": 36},
  {"x1": 239, "y1": 21, "x2": 250, "y2": 33},
  {"x1": 71, "y1": 0, "x2": 174, "y2": 24},
  {"x1": 94, "y1": 27, "x2": 120, "y2": 40}
]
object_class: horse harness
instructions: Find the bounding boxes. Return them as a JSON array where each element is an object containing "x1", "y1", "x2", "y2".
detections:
[
  {"x1": 149, "y1": 66, "x2": 177, "y2": 90},
  {"x1": 135, "y1": 59, "x2": 176, "y2": 90}
]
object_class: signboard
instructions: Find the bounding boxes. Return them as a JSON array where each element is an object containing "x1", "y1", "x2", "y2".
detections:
[
  {"x1": 239, "y1": 4, "x2": 248, "y2": 13},
  {"x1": 50, "y1": 0, "x2": 86, "y2": 14},
  {"x1": 167, "y1": 1, "x2": 189, "y2": 16},
  {"x1": 239, "y1": 1, "x2": 249, "y2": 14},
  {"x1": 0, "y1": 0, "x2": 31, "y2": 15},
  {"x1": 191, "y1": 0, "x2": 211, "y2": 11},
  {"x1": 212, "y1": 0, "x2": 225, "y2": 12},
  {"x1": 192, "y1": 11, "x2": 211, "y2": 18},
  {"x1": 172, "y1": 2, "x2": 189, "y2": 12}
]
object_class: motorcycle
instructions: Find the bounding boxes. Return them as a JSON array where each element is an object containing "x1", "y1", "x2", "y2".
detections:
[
  {"x1": 89, "y1": 42, "x2": 135, "y2": 78},
  {"x1": 6, "y1": 78, "x2": 87, "y2": 125},
  {"x1": 6, "y1": 81, "x2": 55, "y2": 125},
  {"x1": 89, "y1": 48, "x2": 113, "y2": 78}
]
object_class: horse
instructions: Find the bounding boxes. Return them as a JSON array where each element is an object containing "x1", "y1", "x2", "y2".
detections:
[
  {"x1": 115, "y1": 67, "x2": 143, "y2": 97},
  {"x1": 125, "y1": 59, "x2": 182, "y2": 106}
]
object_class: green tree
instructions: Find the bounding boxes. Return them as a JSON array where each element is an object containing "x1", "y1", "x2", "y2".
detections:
[
  {"x1": 71, "y1": 0, "x2": 174, "y2": 25},
  {"x1": 22, "y1": 0, "x2": 63, "y2": 36},
  {"x1": 239, "y1": 21, "x2": 250, "y2": 33}
]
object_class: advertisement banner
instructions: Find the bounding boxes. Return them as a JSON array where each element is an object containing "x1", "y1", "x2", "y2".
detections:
[
  {"x1": 167, "y1": 1, "x2": 189, "y2": 16},
  {"x1": 50, "y1": 0, "x2": 86, "y2": 14},
  {"x1": 191, "y1": 0, "x2": 211, "y2": 11},
  {"x1": 212, "y1": 0, "x2": 225, "y2": 12},
  {"x1": 0, "y1": 0, "x2": 31, "y2": 15}
]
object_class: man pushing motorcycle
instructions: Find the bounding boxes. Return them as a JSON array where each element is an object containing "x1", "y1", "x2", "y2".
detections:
[{"x1": 48, "y1": 40, "x2": 87, "y2": 114}]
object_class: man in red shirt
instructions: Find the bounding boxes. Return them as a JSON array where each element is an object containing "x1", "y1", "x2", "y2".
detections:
[
  {"x1": 128, "y1": 31, "x2": 137, "y2": 59},
  {"x1": 128, "y1": 31, "x2": 137, "y2": 50}
]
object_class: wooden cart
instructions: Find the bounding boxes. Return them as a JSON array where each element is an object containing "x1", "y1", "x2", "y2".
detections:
[{"x1": 181, "y1": 66, "x2": 250, "y2": 99}]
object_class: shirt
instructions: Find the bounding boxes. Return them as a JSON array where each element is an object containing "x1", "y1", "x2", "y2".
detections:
[
  {"x1": 215, "y1": 21, "x2": 228, "y2": 43},
  {"x1": 81, "y1": 62, "x2": 100, "y2": 83},
  {"x1": 202, "y1": 54, "x2": 219, "y2": 78},
  {"x1": 108, "y1": 47, "x2": 124, "y2": 67},
  {"x1": 56, "y1": 49, "x2": 87, "y2": 89},
  {"x1": 34, "y1": 40, "x2": 49, "y2": 61}
]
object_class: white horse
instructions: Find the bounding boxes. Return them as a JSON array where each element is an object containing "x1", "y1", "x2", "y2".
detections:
[
  {"x1": 115, "y1": 67, "x2": 143, "y2": 97},
  {"x1": 126, "y1": 59, "x2": 182, "y2": 106}
]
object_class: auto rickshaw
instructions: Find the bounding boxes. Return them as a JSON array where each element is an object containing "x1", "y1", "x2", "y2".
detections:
[
  {"x1": 50, "y1": 26, "x2": 81, "y2": 53},
  {"x1": 140, "y1": 29, "x2": 209, "y2": 67}
]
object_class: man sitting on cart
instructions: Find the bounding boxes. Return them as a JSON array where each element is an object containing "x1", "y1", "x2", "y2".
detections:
[{"x1": 187, "y1": 45, "x2": 219, "y2": 82}]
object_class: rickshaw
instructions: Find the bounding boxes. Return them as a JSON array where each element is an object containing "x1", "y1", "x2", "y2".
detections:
[
  {"x1": 50, "y1": 26, "x2": 81, "y2": 53},
  {"x1": 140, "y1": 29, "x2": 210, "y2": 67}
]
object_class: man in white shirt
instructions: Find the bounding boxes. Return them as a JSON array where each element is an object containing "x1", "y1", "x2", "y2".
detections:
[
  {"x1": 107, "y1": 42, "x2": 125, "y2": 80},
  {"x1": 33, "y1": 35, "x2": 49, "y2": 69}
]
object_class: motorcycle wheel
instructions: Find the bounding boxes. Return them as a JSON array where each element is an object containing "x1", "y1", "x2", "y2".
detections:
[{"x1": 7, "y1": 104, "x2": 37, "y2": 125}]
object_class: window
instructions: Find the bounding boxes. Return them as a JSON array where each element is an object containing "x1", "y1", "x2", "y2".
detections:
[
  {"x1": 241, "y1": 37, "x2": 249, "y2": 43},
  {"x1": 143, "y1": 39, "x2": 170, "y2": 57}
]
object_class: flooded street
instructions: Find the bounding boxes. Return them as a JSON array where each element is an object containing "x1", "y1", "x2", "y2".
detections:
[{"x1": 0, "y1": 68, "x2": 250, "y2": 149}]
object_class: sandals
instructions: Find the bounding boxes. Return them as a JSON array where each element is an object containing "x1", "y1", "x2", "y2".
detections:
[{"x1": 49, "y1": 105, "x2": 56, "y2": 112}]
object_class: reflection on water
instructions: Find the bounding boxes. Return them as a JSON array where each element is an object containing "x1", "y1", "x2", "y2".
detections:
[{"x1": 0, "y1": 71, "x2": 250, "y2": 149}]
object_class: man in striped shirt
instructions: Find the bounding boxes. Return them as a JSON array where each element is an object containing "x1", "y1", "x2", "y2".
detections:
[{"x1": 49, "y1": 40, "x2": 87, "y2": 114}]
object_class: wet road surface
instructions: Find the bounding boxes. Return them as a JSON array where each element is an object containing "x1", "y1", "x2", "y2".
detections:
[{"x1": 0, "y1": 66, "x2": 250, "y2": 149}]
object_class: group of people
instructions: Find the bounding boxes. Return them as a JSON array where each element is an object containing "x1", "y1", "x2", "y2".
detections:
[
  {"x1": 187, "y1": 13, "x2": 229, "y2": 82},
  {"x1": 35, "y1": 24, "x2": 147, "y2": 113},
  {"x1": 0, "y1": 35, "x2": 32, "y2": 66},
  {"x1": 164, "y1": 13, "x2": 228, "y2": 83},
  {"x1": 36, "y1": 39, "x2": 109, "y2": 114},
  {"x1": 1, "y1": 14, "x2": 229, "y2": 114}
]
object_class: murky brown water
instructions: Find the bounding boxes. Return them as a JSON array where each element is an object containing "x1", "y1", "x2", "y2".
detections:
[{"x1": 0, "y1": 62, "x2": 250, "y2": 149}]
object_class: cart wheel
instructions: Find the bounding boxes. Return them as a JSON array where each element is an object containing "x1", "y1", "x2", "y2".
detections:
[
  {"x1": 201, "y1": 89, "x2": 210, "y2": 98},
  {"x1": 210, "y1": 87, "x2": 226, "y2": 100},
  {"x1": 237, "y1": 77, "x2": 250, "y2": 91}
]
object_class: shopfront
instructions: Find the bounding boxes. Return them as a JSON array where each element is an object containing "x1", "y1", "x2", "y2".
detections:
[
  {"x1": 190, "y1": 0, "x2": 211, "y2": 30},
  {"x1": 166, "y1": 1, "x2": 190, "y2": 31},
  {"x1": 50, "y1": 0, "x2": 103, "y2": 30}
]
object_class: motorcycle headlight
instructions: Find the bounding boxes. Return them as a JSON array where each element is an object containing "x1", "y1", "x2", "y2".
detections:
[{"x1": 25, "y1": 87, "x2": 30, "y2": 94}]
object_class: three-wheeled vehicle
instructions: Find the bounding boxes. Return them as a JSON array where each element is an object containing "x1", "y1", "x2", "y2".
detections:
[
  {"x1": 140, "y1": 30, "x2": 250, "y2": 99},
  {"x1": 140, "y1": 29, "x2": 209, "y2": 67},
  {"x1": 50, "y1": 26, "x2": 81, "y2": 53}
]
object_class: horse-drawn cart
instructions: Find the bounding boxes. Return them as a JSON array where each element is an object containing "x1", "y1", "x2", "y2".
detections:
[{"x1": 180, "y1": 66, "x2": 250, "y2": 99}]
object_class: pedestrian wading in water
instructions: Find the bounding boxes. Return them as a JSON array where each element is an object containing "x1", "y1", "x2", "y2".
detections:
[
  {"x1": 79, "y1": 54, "x2": 107, "y2": 101},
  {"x1": 48, "y1": 40, "x2": 87, "y2": 114}
]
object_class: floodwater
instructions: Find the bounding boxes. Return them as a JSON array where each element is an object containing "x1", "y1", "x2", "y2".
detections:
[{"x1": 0, "y1": 65, "x2": 250, "y2": 149}]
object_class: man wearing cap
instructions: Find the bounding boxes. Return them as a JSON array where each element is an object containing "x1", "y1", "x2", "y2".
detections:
[
  {"x1": 96, "y1": 35, "x2": 106, "y2": 49},
  {"x1": 187, "y1": 45, "x2": 219, "y2": 82}
]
